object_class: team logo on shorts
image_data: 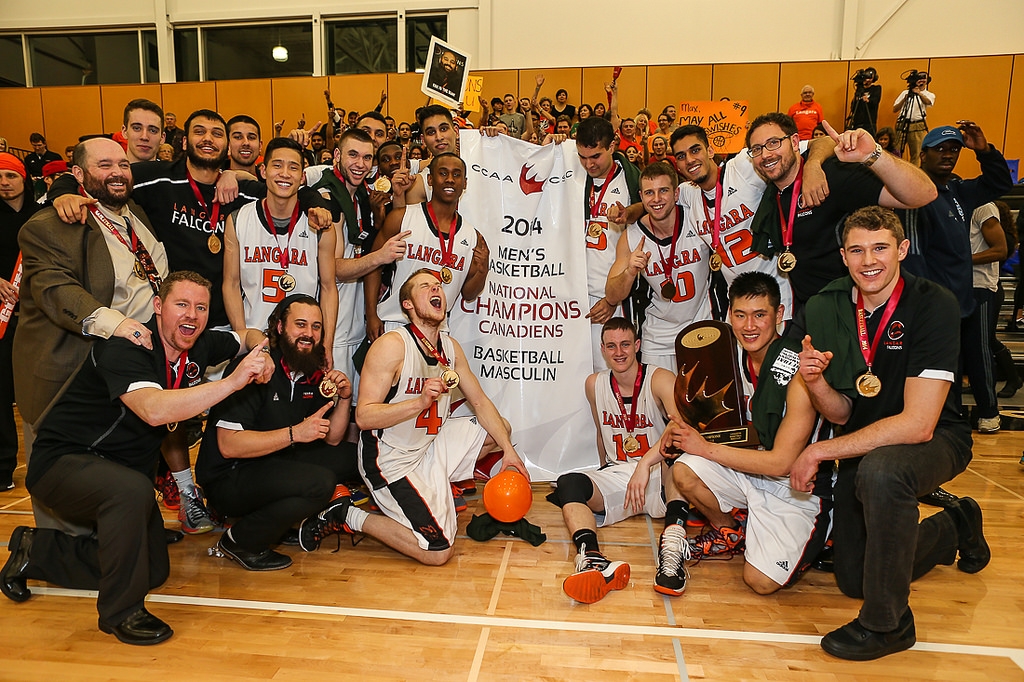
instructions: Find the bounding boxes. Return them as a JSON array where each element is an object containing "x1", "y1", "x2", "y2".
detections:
[{"x1": 418, "y1": 523, "x2": 442, "y2": 542}]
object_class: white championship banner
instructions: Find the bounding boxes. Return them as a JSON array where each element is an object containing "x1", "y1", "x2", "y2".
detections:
[{"x1": 449, "y1": 131, "x2": 598, "y2": 480}]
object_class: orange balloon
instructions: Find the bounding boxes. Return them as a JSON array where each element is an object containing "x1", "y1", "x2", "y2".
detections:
[{"x1": 483, "y1": 470, "x2": 532, "y2": 523}]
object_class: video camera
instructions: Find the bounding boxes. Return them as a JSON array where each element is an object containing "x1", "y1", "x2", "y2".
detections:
[
  {"x1": 903, "y1": 69, "x2": 930, "y2": 87},
  {"x1": 851, "y1": 67, "x2": 877, "y2": 87}
]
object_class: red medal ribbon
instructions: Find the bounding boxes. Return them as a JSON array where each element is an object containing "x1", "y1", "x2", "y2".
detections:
[
  {"x1": 774, "y1": 159, "x2": 804, "y2": 251},
  {"x1": 651, "y1": 208, "x2": 682, "y2": 288},
  {"x1": 746, "y1": 354, "x2": 758, "y2": 392},
  {"x1": 700, "y1": 163, "x2": 725, "y2": 257},
  {"x1": 186, "y1": 168, "x2": 221, "y2": 236},
  {"x1": 589, "y1": 163, "x2": 620, "y2": 219},
  {"x1": 260, "y1": 199, "x2": 301, "y2": 269},
  {"x1": 855, "y1": 277, "x2": 905, "y2": 373},
  {"x1": 426, "y1": 202, "x2": 458, "y2": 268},
  {"x1": 80, "y1": 187, "x2": 161, "y2": 295},
  {"x1": 610, "y1": 364, "x2": 645, "y2": 434},
  {"x1": 409, "y1": 324, "x2": 451, "y2": 368},
  {"x1": 166, "y1": 351, "x2": 188, "y2": 390}
]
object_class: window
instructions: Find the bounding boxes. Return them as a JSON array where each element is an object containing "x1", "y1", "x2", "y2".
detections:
[
  {"x1": 28, "y1": 32, "x2": 142, "y2": 86},
  {"x1": 203, "y1": 24, "x2": 313, "y2": 80},
  {"x1": 325, "y1": 18, "x2": 397, "y2": 75},
  {"x1": 406, "y1": 16, "x2": 447, "y2": 73},
  {"x1": 142, "y1": 31, "x2": 159, "y2": 84},
  {"x1": 0, "y1": 36, "x2": 26, "y2": 86},
  {"x1": 174, "y1": 28, "x2": 200, "y2": 82}
]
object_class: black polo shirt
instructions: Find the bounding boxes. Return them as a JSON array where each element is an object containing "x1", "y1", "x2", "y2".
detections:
[
  {"x1": 26, "y1": 316, "x2": 240, "y2": 490},
  {"x1": 195, "y1": 348, "x2": 335, "y2": 485},
  {"x1": 783, "y1": 157, "x2": 884, "y2": 306}
]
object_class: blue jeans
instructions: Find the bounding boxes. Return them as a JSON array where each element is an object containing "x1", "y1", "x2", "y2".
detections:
[{"x1": 832, "y1": 427, "x2": 972, "y2": 631}]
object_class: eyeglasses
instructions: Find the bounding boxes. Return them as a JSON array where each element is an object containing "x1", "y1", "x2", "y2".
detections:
[{"x1": 746, "y1": 136, "x2": 789, "y2": 158}]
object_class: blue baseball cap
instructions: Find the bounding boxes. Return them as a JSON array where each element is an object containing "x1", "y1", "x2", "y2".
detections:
[{"x1": 921, "y1": 126, "x2": 964, "y2": 149}]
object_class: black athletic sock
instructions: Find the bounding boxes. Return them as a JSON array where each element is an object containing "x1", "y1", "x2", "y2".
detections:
[
  {"x1": 664, "y1": 500, "x2": 688, "y2": 528},
  {"x1": 571, "y1": 528, "x2": 600, "y2": 554}
]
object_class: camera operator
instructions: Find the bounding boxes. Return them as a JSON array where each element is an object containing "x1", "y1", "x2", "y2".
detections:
[
  {"x1": 848, "y1": 67, "x2": 881, "y2": 136},
  {"x1": 893, "y1": 70, "x2": 935, "y2": 166}
]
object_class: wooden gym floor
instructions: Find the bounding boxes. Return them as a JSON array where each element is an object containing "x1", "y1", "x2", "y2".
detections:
[{"x1": 1, "y1": 411, "x2": 1022, "y2": 681}]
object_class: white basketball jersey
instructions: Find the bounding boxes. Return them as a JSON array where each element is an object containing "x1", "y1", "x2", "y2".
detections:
[
  {"x1": 376, "y1": 203, "x2": 478, "y2": 327},
  {"x1": 594, "y1": 364, "x2": 667, "y2": 465},
  {"x1": 678, "y1": 153, "x2": 794, "y2": 318},
  {"x1": 233, "y1": 201, "x2": 320, "y2": 330},
  {"x1": 584, "y1": 160, "x2": 630, "y2": 301},
  {"x1": 377, "y1": 326, "x2": 456, "y2": 463},
  {"x1": 625, "y1": 213, "x2": 713, "y2": 357},
  {"x1": 334, "y1": 198, "x2": 367, "y2": 347}
]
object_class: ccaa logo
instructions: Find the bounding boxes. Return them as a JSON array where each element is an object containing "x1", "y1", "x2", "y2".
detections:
[{"x1": 519, "y1": 165, "x2": 545, "y2": 195}]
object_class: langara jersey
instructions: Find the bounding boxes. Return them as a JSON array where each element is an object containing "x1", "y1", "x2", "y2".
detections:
[
  {"x1": 584, "y1": 160, "x2": 630, "y2": 302},
  {"x1": 678, "y1": 152, "x2": 794, "y2": 318},
  {"x1": 376, "y1": 202, "x2": 479, "y2": 328},
  {"x1": 624, "y1": 213, "x2": 712, "y2": 357},
  {"x1": 231, "y1": 201, "x2": 320, "y2": 330},
  {"x1": 376, "y1": 326, "x2": 456, "y2": 468},
  {"x1": 594, "y1": 363, "x2": 667, "y2": 464}
]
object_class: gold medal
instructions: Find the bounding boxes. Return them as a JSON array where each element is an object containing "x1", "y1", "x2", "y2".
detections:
[
  {"x1": 279, "y1": 273, "x2": 296, "y2": 292},
  {"x1": 208, "y1": 234, "x2": 222, "y2": 254},
  {"x1": 856, "y1": 372, "x2": 882, "y2": 398},
  {"x1": 167, "y1": 422, "x2": 178, "y2": 432},
  {"x1": 319, "y1": 378, "x2": 338, "y2": 399},
  {"x1": 374, "y1": 176, "x2": 392, "y2": 192},
  {"x1": 623, "y1": 435, "x2": 641, "y2": 454},
  {"x1": 709, "y1": 252, "x2": 723, "y2": 272},
  {"x1": 440, "y1": 368, "x2": 460, "y2": 390},
  {"x1": 133, "y1": 259, "x2": 147, "y2": 280},
  {"x1": 661, "y1": 281, "x2": 676, "y2": 300},
  {"x1": 587, "y1": 222, "x2": 604, "y2": 238},
  {"x1": 440, "y1": 267, "x2": 453, "y2": 285},
  {"x1": 778, "y1": 250, "x2": 797, "y2": 273}
]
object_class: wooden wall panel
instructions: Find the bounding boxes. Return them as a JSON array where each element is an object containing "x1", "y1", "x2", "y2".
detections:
[
  {"x1": 778, "y1": 61, "x2": 850, "y2": 132},
  {"x1": 160, "y1": 81, "x2": 218, "y2": 152},
  {"x1": 40, "y1": 86, "x2": 103, "y2": 157},
  {"x1": 517, "y1": 67, "x2": 583, "y2": 111},
  {"x1": 271, "y1": 76, "x2": 329, "y2": 136},
  {"x1": 712, "y1": 63, "x2": 780, "y2": 121},
  {"x1": 582, "y1": 66, "x2": 644, "y2": 121},
  {"x1": 385, "y1": 72, "x2": 428, "y2": 131},
  {"x1": 1003, "y1": 55, "x2": 1024, "y2": 174},
  {"x1": 216, "y1": 79, "x2": 273, "y2": 146},
  {"x1": 327, "y1": 74, "x2": 389, "y2": 122},
  {"x1": 846, "y1": 58, "x2": 928, "y2": 134},
  {"x1": 0, "y1": 89, "x2": 44, "y2": 154},
  {"x1": 647, "y1": 65, "x2": 713, "y2": 113},
  {"x1": 471, "y1": 69, "x2": 518, "y2": 109},
  {"x1": 99, "y1": 84, "x2": 164, "y2": 135}
]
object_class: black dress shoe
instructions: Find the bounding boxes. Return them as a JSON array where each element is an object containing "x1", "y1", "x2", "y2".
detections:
[
  {"x1": 278, "y1": 528, "x2": 300, "y2": 546},
  {"x1": 952, "y1": 497, "x2": 990, "y2": 574},
  {"x1": 812, "y1": 543, "x2": 834, "y2": 572},
  {"x1": 218, "y1": 534, "x2": 292, "y2": 571},
  {"x1": 1, "y1": 526, "x2": 35, "y2": 603},
  {"x1": 165, "y1": 528, "x2": 185, "y2": 545},
  {"x1": 99, "y1": 607, "x2": 173, "y2": 645},
  {"x1": 821, "y1": 608, "x2": 915, "y2": 661},
  {"x1": 918, "y1": 486, "x2": 959, "y2": 508}
]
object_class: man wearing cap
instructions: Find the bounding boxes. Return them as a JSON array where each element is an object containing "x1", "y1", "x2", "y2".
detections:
[
  {"x1": 37, "y1": 160, "x2": 69, "y2": 204},
  {"x1": 896, "y1": 122, "x2": 1013, "y2": 433},
  {"x1": 0, "y1": 153, "x2": 41, "y2": 490}
]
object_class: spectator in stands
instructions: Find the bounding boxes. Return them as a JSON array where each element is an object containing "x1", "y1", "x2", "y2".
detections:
[
  {"x1": 552, "y1": 88, "x2": 576, "y2": 122},
  {"x1": 788, "y1": 85, "x2": 825, "y2": 141},
  {"x1": 876, "y1": 127, "x2": 898, "y2": 155}
]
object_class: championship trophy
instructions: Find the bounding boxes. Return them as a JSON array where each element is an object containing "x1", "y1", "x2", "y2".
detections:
[{"x1": 672, "y1": 320, "x2": 759, "y2": 448}]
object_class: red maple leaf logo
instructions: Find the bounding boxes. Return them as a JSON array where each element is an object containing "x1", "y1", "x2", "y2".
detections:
[{"x1": 519, "y1": 165, "x2": 545, "y2": 195}]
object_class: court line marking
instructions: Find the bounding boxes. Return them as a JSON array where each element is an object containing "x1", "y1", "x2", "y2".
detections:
[
  {"x1": 646, "y1": 515, "x2": 689, "y2": 682},
  {"x1": 31, "y1": 587, "x2": 1023, "y2": 671},
  {"x1": 965, "y1": 466, "x2": 1024, "y2": 502},
  {"x1": 469, "y1": 541, "x2": 512, "y2": 682},
  {"x1": 0, "y1": 495, "x2": 30, "y2": 511}
]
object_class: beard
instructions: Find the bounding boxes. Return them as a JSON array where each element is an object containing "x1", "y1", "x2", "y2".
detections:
[
  {"x1": 186, "y1": 140, "x2": 228, "y2": 171},
  {"x1": 82, "y1": 172, "x2": 132, "y2": 210},
  {"x1": 279, "y1": 333, "x2": 327, "y2": 378}
]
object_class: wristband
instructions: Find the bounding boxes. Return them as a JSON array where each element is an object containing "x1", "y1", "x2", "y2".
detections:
[{"x1": 288, "y1": 425, "x2": 294, "y2": 444}]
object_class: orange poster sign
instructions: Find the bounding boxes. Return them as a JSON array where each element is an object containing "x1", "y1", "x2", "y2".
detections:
[{"x1": 677, "y1": 101, "x2": 750, "y2": 154}]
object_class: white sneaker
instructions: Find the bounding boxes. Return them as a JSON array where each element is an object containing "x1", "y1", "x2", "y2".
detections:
[{"x1": 977, "y1": 415, "x2": 1000, "y2": 434}]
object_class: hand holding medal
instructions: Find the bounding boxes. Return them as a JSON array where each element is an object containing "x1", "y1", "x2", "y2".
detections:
[
  {"x1": 410, "y1": 325, "x2": 460, "y2": 395},
  {"x1": 318, "y1": 369, "x2": 353, "y2": 402}
]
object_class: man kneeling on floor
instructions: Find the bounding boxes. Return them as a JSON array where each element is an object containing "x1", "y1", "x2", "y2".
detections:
[
  {"x1": 548, "y1": 317, "x2": 687, "y2": 603},
  {"x1": 196, "y1": 294, "x2": 357, "y2": 570},
  {"x1": 0, "y1": 271, "x2": 274, "y2": 645},
  {"x1": 648, "y1": 272, "x2": 834, "y2": 596},
  {"x1": 307, "y1": 269, "x2": 528, "y2": 565}
]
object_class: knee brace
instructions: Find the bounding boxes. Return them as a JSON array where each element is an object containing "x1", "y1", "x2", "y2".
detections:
[{"x1": 547, "y1": 472, "x2": 594, "y2": 508}]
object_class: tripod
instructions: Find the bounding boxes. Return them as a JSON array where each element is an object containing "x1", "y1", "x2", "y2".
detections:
[
  {"x1": 847, "y1": 86, "x2": 876, "y2": 134},
  {"x1": 895, "y1": 84, "x2": 928, "y2": 160}
]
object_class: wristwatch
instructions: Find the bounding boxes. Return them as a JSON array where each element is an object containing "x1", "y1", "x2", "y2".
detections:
[{"x1": 862, "y1": 143, "x2": 883, "y2": 168}]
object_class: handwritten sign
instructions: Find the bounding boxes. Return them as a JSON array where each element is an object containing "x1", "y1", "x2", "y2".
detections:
[
  {"x1": 430, "y1": 76, "x2": 484, "y2": 112},
  {"x1": 677, "y1": 101, "x2": 750, "y2": 154}
]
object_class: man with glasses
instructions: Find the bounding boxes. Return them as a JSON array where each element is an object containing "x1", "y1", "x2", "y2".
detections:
[{"x1": 747, "y1": 113, "x2": 935, "y2": 318}]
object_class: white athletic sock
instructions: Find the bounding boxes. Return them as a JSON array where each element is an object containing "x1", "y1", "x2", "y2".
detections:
[
  {"x1": 171, "y1": 469, "x2": 196, "y2": 496},
  {"x1": 346, "y1": 506, "x2": 368, "y2": 533}
]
